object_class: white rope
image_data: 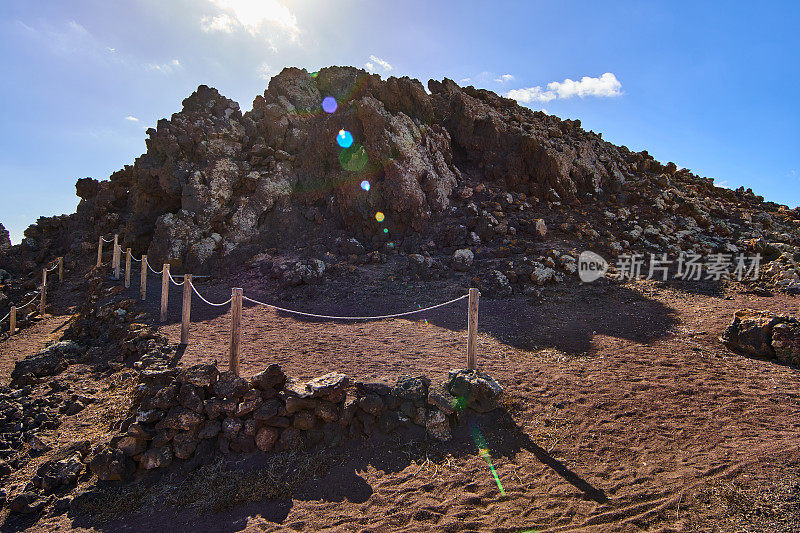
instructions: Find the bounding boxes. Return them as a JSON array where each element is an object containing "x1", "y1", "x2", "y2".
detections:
[
  {"x1": 241, "y1": 293, "x2": 468, "y2": 321},
  {"x1": 168, "y1": 270, "x2": 184, "y2": 286},
  {"x1": 101, "y1": 237, "x2": 114, "y2": 243},
  {"x1": 1, "y1": 290, "x2": 43, "y2": 323},
  {"x1": 146, "y1": 259, "x2": 163, "y2": 275},
  {"x1": 46, "y1": 262, "x2": 60, "y2": 272},
  {"x1": 190, "y1": 282, "x2": 233, "y2": 307},
  {"x1": 131, "y1": 255, "x2": 142, "y2": 262}
]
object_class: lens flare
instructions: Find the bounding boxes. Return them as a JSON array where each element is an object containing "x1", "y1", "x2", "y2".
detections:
[
  {"x1": 310, "y1": 71, "x2": 319, "y2": 78},
  {"x1": 336, "y1": 129, "x2": 354, "y2": 148},
  {"x1": 338, "y1": 143, "x2": 368, "y2": 172},
  {"x1": 360, "y1": 180, "x2": 371, "y2": 191},
  {"x1": 375, "y1": 212, "x2": 385, "y2": 222},
  {"x1": 321, "y1": 96, "x2": 337, "y2": 113},
  {"x1": 472, "y1": 427, "x2": 506, "y2": 495},
  {"x1": 383, "y1": 228, "x2": 388, "y2": 233}
]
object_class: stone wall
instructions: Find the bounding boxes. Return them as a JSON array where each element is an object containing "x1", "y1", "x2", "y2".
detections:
[{"x1": 89, "y1": 364, "x2": 503, "y2": 481}]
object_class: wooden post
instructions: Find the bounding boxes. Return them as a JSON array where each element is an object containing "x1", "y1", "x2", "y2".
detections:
[
  {"x1": 229, "y1": 288, "x2": 243, "y2": 376},
  {"x1": 124, "y1": 248, "x2": 132, "y2": 288},
  {"x1": 9, "y1": 306, "x2": 16, "y2": 334},
  {"x1": 40, "y1": 268, "x2": 47, "y2": 317},
  {"x1": 58, "y1": 257, "x2": 63, "y2": 282},
  {"x1": 160, "y1": 264, "x2": 170, "y2": 323},
  {"x1": 96, "y1": 236, "x2": 103, "y2": 268},
  {"x1": 180, "y1": 274, "x2": 192, "y2": 345},
  {"x1": 140, "y1": 255, "x2": 148, "y2": 301},
  {"x1": 466, "y1": 288, "x2": 479, "y2": 370},
  {"x1": 112, "y1": 235, "x2": 120, "y2": 280}
]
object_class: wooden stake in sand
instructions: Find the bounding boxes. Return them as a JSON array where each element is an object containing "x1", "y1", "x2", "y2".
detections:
[
  {"x1": 40, "y1": 268, "x2": 47, "y2": 317},
  {"x1": 58, "y1": 257, "x2": 63, "y2": 282},
  {"x1": 160, "y1": 264, "x2": 170, "y2": 323},
  {"x1": 140, "y1": 255, "x2": 148, "y2": 301},
  {"x1": 96, "y1": 236, "x2": 103, "y2": 268},
  {"x1": 9, "y1": 306, "x2": 15, "y2": 334},
  {"x1": 180, "y1": 274, "x2": 192, "y2": 345},
  {"x1": 125, "y1": 248, "x2": 132, "y2": 288},
  {"x1": 230, "y1": 288, "x2": 243, "y2": 376},
  {"x1": 466, "y1": 288, "x2": 480, "y2": 370},
  {"x1": 112, "y1": 234, "x2": 120, "y2": 280}
]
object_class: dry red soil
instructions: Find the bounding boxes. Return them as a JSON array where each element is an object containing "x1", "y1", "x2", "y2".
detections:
[{"x1": 3, "y1": 272, "x2": 800, "y2": 532}]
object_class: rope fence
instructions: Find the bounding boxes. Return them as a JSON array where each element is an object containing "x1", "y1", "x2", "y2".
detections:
[{"x1": 5, "y1": 232, "x2": 483, "y2": 377}]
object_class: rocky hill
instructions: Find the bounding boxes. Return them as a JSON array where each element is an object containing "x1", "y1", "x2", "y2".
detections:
[{"x1": 2, "y1": 66, "x2": 799, "y2": 294}]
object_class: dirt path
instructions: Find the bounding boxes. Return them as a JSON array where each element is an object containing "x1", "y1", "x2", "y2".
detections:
[
  {"x1": 126, "y1": 277, "x2": 800, "y2": 531},
  {"x1": 3, "y1": 268, "x2": 800, "y2": 531}
]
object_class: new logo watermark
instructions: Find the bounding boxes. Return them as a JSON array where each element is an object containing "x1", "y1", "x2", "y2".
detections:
[
  {"x1": 577, "y1": 251, "x2": 763, "y2": 282},
  {"x1": 578, "y1": 251, "x2": 609, "y2": 283}
]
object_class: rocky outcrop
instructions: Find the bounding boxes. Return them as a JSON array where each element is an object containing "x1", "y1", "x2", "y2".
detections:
[
  {"x1": 0, "y1": 223, "x2": 10, "y2": 251},
  {"x1": 5, "y1": 65, "x2": 799, "y2": 296},
  {"x1": 721, "y1": 309, "x2": 800, "y2": 365}
]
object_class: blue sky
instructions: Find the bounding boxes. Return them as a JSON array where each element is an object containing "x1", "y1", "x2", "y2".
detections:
[{"x1": 1, "y1": 0, "x2": 798, "y2": 243}]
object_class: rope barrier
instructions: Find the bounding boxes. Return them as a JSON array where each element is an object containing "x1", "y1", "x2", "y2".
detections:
[
  {"x1": 168, "y1": 270, "x2": 184, "y2": 286},
  {"x1": 0, "y1": 291, "x2": 41, "y2": 323},
  {"x1": 46, "y1": 262, "x2": 60, "y2": 272},
  {"x1": 241, "y1": 293, "x2": 468, "y2": 321},
  {"x1": 146, "y1": 259, "x2": 163, "y2": 275},
  {"x1": 190, "y1": 282, "x2": 233, "y2": 307},
  {"x1": 101, "y1": 237, "x2": 114, "y2": 243}
]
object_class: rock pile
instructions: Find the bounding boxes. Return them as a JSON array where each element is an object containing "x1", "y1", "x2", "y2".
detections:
[
  {"x1": 721, "y1": 309, "x2": 800, "y2": 365},
  {"x1": 88, "y1": 364, "x2": 503, "y2": 479}
]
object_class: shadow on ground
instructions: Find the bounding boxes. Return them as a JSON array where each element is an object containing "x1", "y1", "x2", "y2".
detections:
[
  {"x1": 1, "y1": 411, "x2": 606, "y2": 532},
  {"x1": 130, "y1": 270, "x2": 680, "y2": 356}
]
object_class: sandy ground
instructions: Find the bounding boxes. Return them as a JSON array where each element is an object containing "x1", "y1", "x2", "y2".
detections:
[{"x1": 2, "y1": 267, "x2": 800, "y2": 531}]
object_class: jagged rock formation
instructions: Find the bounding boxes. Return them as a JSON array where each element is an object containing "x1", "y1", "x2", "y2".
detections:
[
  {"x1": 0, "y1": 223, "x2": 10, "y2": 252},
  {"x1": 2, "y1": 66, "x2": 799, "y2": 291}
]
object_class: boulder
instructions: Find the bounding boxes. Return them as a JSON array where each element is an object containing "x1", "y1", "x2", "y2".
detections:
[
  {"x1": 89, "y1": 446, "x2": 132, "y2": 481},
  {"x1": 446, "y1": 369, "x2": 503, "y2": 413},
  {"x1": 256, "y1": 426, "x2": 280, "y2": 452},
  {"x1": 772, "y1": 322, "x2": 800, "y2": 365},
  {"x1": 425, "y1": 409, "x2": 452, "y2": 441},
  {"x1": 173, "y1": 431, "x2": 199, "y2": 459},
  {"x1": 721, "y1": 309, "x2": 800, "y2": 364},
  {"x1": 305, "y1": 372, "x2": 349, "y2": 400},
  {"x1": 250, "y1": 364, "x2": 286, "y2": 391},
  {"x1": 140, "y1": 446, "x2": 173, "y2": 470},
  {"x1": 178, "y1": 364, "x2": 219, "y2": 387},
  {"x1": 156, "y1": 406, "x2": 205, "y2": 432},
  {"x1": 427, "y1": 383, "x2": 457, "y2": 415},
  {"x1": 9, "y1": 492, "x2": 47, "y2": 514},
  {"x1": 358, "y1": 394, "x2": 385, "y2": 416},
  {"x1": 213, "y1": 372, "x2": 250, "y2": 399},
  {"x1": 393, "y1": 375, "x2": 430, "y2": 402},
  {"x1": 452, "y1": 248, "x2": 474, "y2": 271},
  {"x1": 177, "y1": 383, "x2": 205, "y2": 413}
]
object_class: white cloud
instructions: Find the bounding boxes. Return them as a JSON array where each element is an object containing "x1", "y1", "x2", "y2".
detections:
[
  {"x1": 146, "y1": 58, "x2": 181, "y2": 73},
  {"x1": 365, "y1": 55, "x2": 393, "y2": 73},
  {"x1": 459, "y1": 77, "x2": 471, "y2": 84},
  {"x1": 258, "y1": 63, "x2": 275, "y2": 80},
  {"x1": 507, "y1": 72, "x2": 622, "y2": 104},
  {"x1": 494, "y1": 74, "x2": 515, "y2": 83},
  {"x1": 200, "y1": 0, "x2": 299, "y2": 40},
  {"x1": 125, "y1": 116, "x2": 139, "y2": 122}
]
